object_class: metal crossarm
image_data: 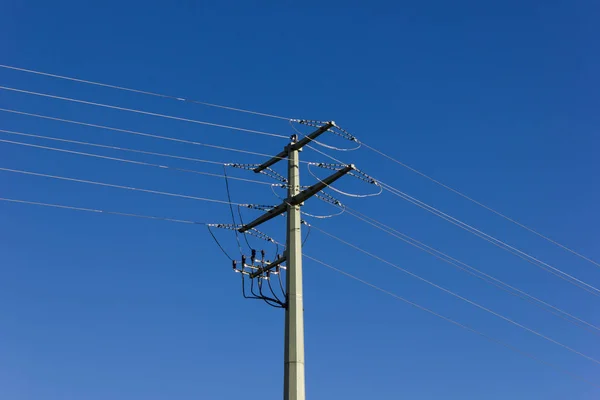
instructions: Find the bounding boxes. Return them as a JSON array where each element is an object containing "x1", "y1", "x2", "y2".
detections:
[
  {"x1": 253, "y1": 122, "x2": 334, "y2": 173},
  {"x1": 250, "y1": 255, "x2": 288, "y2": 279},
  {"x1": 238, "y1": 164, "x2": 354, "y2": 233}
]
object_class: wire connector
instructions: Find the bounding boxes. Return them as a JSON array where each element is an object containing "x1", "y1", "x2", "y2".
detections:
[
  {"x1": 297, "y1": 119, "x2": 359, "y2": 143},
  {"x1": 208, "y1": 223, "x2": 276, "y2": 243},
  {"x1": 228, "y1": 163, "x2": 287, "y2": 183}
]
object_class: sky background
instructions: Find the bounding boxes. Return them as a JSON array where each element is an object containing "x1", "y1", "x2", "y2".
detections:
[{"x1": 1, "y1": 1, "x2": 599, "y2": 399}]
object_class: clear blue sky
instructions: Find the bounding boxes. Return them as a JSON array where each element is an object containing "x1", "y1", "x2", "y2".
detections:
[{"x1": 1, "y1": 1, "x2": 599, "y2": 399}]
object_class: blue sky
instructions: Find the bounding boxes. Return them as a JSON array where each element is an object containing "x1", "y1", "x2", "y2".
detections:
[{"x1": 1, "y1": 1, "x2": 599, "y2": 399}]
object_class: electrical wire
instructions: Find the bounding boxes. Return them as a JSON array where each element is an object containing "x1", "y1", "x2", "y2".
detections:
[
  {"x1": 306, "y1": 143, "x2": 349, "y2": 165},
  {"x1": 213, "y1": 222, "x2": 285, "y2": 308},
  {"x1": 301, "y1": 141, "x2": 600, "y2": 297},
  {"x1": 0, "y1": 85, "x2": 288, "y2": 139},
  {"x1": 0, "y1": 108, "x2": 312, "y2": 164},
  {"x1": 278, "y1": 265, "x2": 286, "y2": 295},
  {"x1": 341, "y1": 204, "x2": 600, "y2": 335},
  {"x1": 378, "y1": 181, "x2": 600, "y2": 297},
  {"x1": 0, "y1": 64, "x2": 292, "y2": 120},
  {"x1": 302, "y1": 221, "x2": 312, "y2": 247},
  {"x1": 269, "y1": 183, "x2": 346, "y2": 219},
  {"x1": 246, "y1": 267, "x2": 283, "y2": 308},
  {"x1": 308, "y1": 126, "x2": 600, "y2": 271},
  {"x1": 236, "y1": 205, "x2": 256, "y2": 250},
  {"x1": 0, "y1": 135, "x2": 275, "y2": 187},
  {"x1": 307, "y1": 223, "x2": 600, "y2": 366},
  {"x1": 307, "y1": 162, "x2": 383, "y2": 198},
  {"x1": 207, "y1": 225, "x2": 234, "y2": 261},
  {"x1": 303, "y1": 253, "x2": 600, "y2": 390},
  {"x1": 289, "y1": 119, "x2": 361, "y2": 152},
  {"x1": 223, "y1": 165, "x2": 244, "y2": 255},
  {"x1": 0, "y1": 128, "x2": 224, "y2": 165},
  {"x1": 257, "y1": 274, "x2": 284, "y2": 308},
  {"x1": 360, "y1": 141, "x2": 600, "y2": 269},
  {"x1": 267, "y1": 274, "x2": 284, "y2": 305},
  {"x1": 4, "y1": 63, "x2": 594, "y2": 269},
  {"x1": 0, "y1": 166, "x2": 247, "y2": 206},
  {"x1": 1, "y1": 193, "x2": 596, "y2": 387},
  {"x1": 0, "y1": 197, "x2": 207, "y2": 225}
]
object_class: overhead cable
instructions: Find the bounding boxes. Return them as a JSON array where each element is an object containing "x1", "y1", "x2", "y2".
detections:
[
  {"x1": 0, "y1": 128, "x2": 225, "y2": 165},
  {"x1": 0, "y1": 192, "x2": 597, "y2": 388},
  {"x1": 308, "y1": 223, "x2": 600, "y2": 366},
  {"x1": 4, "y1": 63, "x2": 594, "y2": 268},
  {"x1": 378, "y1": 181, "x2": 600, "y2": 297},
  {"x1": 360, "y1": 141, "x2": 600, "y2": 269},
  {"x1": 342, "y1": 205, "x2": 600, "y2": 335},
  {"x1": 0, "y1": 134, "x2": 274, "y2": 187},
  {"x1": 304, "y1": 254, "x2": 600, "y2": 390},
  {"x1": 0, "y1": 108, "x2": 310, "y2": 164},
  {"x1": 0, "y1": 85, "x2": 287, "y2": 139},
  {"x1": 0, "y1": 197, "x2": 207, "y2": 225},
  {"x1": 0, "y1": 166, "x2": 246, "y2": 206},
  {"x1": 0, "y1": 63, "x2": 292, "y2": 120},
  {"x1": 302, "y1": 143, "x2": 600, "y2": 296}
]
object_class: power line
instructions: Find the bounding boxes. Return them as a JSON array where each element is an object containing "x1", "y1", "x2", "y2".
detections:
[
  {"x1": 297, "y1": 147, "x2": 600, "y2": 297},
  {"x1": 0, "y1": 166, "x2": 247, "y2": 206},
  {"x1": 5, "y1": 62, "x2": 600, "y2": 382},
  {"x1": 342, "y1": 205, "x2": 600, "y2": 335},
  {"x1": 3, "y1": 63, "x2": 595, "y2": 269},
  {"x1": 0, "y1": 128, "x2": 225, "y2": 165},
  {"x1": 0, "y1": 108, "x2": 310, "y2": 164},
  {"x1": 0, "y1": 85, "x2": 288, "y2": 139},
  {"x1": 223, "y1": 165, "x2": 245, "y2": 255},
  {"x1": 309, "y1": 136, "x2": 600, "y2": 280},
  {"x1": 14, "y1": 71, "x2": 587, "y2": 293},
  {"x1": 310, "y1": 136, "x2": 600, "y2": 273},
  {"x1": 0, "y1": 132, "x2": 275, "y2": 187},
  {"x1": 307, "y1": 223, "x2": 600, "y2": 366},
  {"x1": 378, "y1": 181, "x2": 600, "y2": 297},
  {"x1": 360, "y1": 142, "x2": 600, "y2": 269},
  {"x1": 1, "y1": 193, "x2": 597, "y2": 389},
  {"x1": 0, "y1": 197, "x2": 207, "y2": 225},
  {"x1": 304, "y1": 254, "x2": 600, "y2": 390},
  {"x1": 0, "y1": 63, "x2": 292, "y2": 120}
]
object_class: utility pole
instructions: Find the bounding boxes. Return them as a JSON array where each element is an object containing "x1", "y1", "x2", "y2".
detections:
[{"x1": 238, "y1": 122, "x2": 354, "y2": 400}]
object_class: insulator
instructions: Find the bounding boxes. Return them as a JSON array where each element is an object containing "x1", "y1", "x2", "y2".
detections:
[
  {"x1": 261, "y1": 250, "x2": 265, "y2": 260},
  {"x1": 232, "y1": 260, "x2": 237, "y2": 270},
  {"x1": 241, "y1": 255, "x2": 246, "y2": 267},
  {"x1": 251, "y1": 249, "x2": 256, "y2": 262}
]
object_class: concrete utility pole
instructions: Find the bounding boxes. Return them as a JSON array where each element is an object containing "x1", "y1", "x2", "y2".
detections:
[
  {"x1": 284, "y1": 141, "x2": 305, "y2": 399},
  {"x1": 239, "y1": 122, "x2": 353, "y2": 400}
]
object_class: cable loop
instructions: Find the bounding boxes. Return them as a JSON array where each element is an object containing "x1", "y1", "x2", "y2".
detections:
[
  {"x1": 301, "y1": 207, "x2": 346, "y2": 220},
  {"x1": 307, "y1": 163, "x2": 383, "y2": 198}
]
